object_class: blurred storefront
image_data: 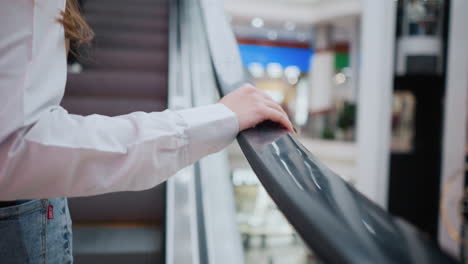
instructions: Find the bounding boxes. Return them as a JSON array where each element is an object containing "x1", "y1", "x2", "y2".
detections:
[
  {"x1": 224, "y1": 0, "x2": 468, "y2": 262},
  {"x1": 224, "y1": 4, "x2": 362, "y2": 263}
]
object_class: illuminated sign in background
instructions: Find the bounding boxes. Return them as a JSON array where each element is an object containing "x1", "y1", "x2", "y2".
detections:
[{"x1": 238, "y1": 44, "x2": 314, "y2": 72}]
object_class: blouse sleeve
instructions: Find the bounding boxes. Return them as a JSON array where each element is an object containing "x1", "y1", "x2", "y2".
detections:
[{"x1": 0, "y1": 103, "x2": 238, "y2": 200}]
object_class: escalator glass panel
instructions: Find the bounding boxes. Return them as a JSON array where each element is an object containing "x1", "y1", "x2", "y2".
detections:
[{"x1": 228, "y1": 145, "x2": 323, "y2": 264}]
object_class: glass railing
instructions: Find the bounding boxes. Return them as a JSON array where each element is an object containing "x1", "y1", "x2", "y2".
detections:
[
  {"x1": 195, "y1": 0, "x2": 459, "y2": 263},
  {"x1": 165, "y1": 0, "x2": 244, "y2": 263}
]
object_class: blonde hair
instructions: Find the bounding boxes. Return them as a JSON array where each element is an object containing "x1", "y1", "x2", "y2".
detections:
[{"x1": 57, "y1": 0, "x2": 94, "y2": 54}]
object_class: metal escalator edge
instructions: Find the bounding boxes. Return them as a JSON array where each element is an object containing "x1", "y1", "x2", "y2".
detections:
[
  {"x1": 188, "y1": 0, "x2": 245, "y2": 262},
  {"x1": 165, "y1": 0, "x2": 244, "y2": 263},
  {"x1": 165, "y1": 0, "x2": 200, "y2": 262}
]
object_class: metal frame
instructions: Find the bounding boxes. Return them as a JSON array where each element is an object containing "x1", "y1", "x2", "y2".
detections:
[
  {"x1": 438, "y1": 0, "x2": 468, "y2": 257},
  {"x1": 356, "y1": 0, "x2": 397, "y2": 209},
  {"x1": 189, "y1": 1, "x2": 245, "y2": 262},
  {"x1": 165, "y1": 0, "x2": 244, "y2": 263},
  {"x1": 165, "y1": 0, "x2": 200, "y2": 263}
]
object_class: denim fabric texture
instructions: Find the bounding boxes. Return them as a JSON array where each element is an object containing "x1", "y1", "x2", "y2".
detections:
[{"x1": 0, "y1": 198, "x2": 73, "y2": 263}]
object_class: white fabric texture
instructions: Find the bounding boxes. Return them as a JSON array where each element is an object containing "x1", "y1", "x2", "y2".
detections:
[{"x1": 0, "y1": 0, "x2": 239, "y2": 199}]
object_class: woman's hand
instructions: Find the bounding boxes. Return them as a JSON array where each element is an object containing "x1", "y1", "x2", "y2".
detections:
[{"x1": 219, "y1": 84, "x2": 294, "y2": 133}]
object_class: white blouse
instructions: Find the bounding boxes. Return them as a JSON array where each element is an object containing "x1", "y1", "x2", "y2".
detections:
[{"x1": 0, "y1": 0, "x2": 239, "y2": 200}]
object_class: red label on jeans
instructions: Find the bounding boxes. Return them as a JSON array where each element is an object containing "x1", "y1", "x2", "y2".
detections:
[{"x1": 47, "y1": 205, "x2": 54, "y2": 219}]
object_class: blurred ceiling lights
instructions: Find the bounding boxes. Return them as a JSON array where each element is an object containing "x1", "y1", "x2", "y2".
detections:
[
  {"x1": 334, "y1": 72, "x2": 347, "y2": 85},
  {"x1": 267, "y1": 31, "x2": 278, "y2": 40},
  {"x1": 266, "y1": 63, "x2": 283, "y2": 79},
  {"x1": 284, "y1": 21, "x2": 296, "y2": 31},
  {"x1": 248, "y1": 63, "x2": 265, "y2": 78},
  {"x1": 285, "y1": 65, "x2": 301, "y2": 84},
  {"x1": 225, "y1": 0, "x2": 361, "y2": 25},
  {"x1": 233, "y1": 17, "x2": 313, "y2": 43},
  {"x1": 251, "y1": 17, "x2": 264, "y2": 28},
  {"x1": 297, "y1": 33, "x2": 307, "y2": 42},
  {"x1": 229, "y1": 0, "x2": 360, "y2": 43}
]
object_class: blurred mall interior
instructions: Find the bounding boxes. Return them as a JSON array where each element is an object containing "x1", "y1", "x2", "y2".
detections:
[{"x1": 59, "y1": 0, "x2": 467, "y2": 263}]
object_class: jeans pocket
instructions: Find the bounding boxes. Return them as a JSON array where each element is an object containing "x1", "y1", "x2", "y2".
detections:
[{"x1": 0, "y1": 199, "x2": 46, "y2": 264}]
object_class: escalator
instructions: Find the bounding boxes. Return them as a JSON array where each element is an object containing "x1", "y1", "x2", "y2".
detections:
[
  {"x1": 63, "y1": 0, "x2": 460, "y2": 263},
  {"x1": 62, "y1": 0, "x2": 169, "y2": 263}
]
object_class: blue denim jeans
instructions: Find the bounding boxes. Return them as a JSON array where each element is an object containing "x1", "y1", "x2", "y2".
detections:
[{"x1": 0, "y1": 198, "x2": 73, "y2": 263}]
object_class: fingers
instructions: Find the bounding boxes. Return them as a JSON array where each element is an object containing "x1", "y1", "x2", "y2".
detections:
[
  {"x1": 235, "y1": 84, "x2": 295, "y2": 133},
  {"x1": 265, "y1": 99, "x2": 287, "y2": 116},
  {"x1": 254, "y1": 91, "x2": 294, "y2": 133},
  {"x1": 261, "y1": 105, "x2": 294, "y2": 133},
  {"x1": 257, "y1": 89, "x2": 273, "y2": 100},
  {"x1": 267, "y1": 108, "x2": 294, "y2": 133}
]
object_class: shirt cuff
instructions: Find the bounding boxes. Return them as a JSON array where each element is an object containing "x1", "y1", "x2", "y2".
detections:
[{"x1": 176, "y1": 103, "x2": 239, "y2": 164}]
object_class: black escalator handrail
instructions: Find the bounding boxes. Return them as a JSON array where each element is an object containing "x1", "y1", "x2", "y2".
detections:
[{"x1": 197, "y1": 0, "x2": 459, "y2": 263}]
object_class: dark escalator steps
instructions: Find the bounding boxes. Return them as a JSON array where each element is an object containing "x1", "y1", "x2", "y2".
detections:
[
  {"x1": 65, "y1": 71, "x2": 167, "y2": 99},
  {"x1": 84, "y1": 4, "x2": 168, "y2": 18},
  {"x1": 82, "y1": 49, "x2": 168, "y2": 71},
  {"x1": 86, "y1": 16, "x2": 168, "y2": 34},
  {"x1": 85, "y1": 0, "x2": 167, "y2": 5},
  {"x1": 61, "y1": 97, "x2": 167, "y2": 116},
  {"x1": 65, "y1": 0, "x2": 169, "y2": 238},
  {"x1": 73, "y1": 226, "x2": 162, "y2": 264},
  {"x1": 84, "y1": 0, "x2": 167, "y2": 7},
  {"x1": 69, "y1": 185, "x2": 166, "y2": 222},
  {"x1": 92, "y1": 32, "x2": 168, "y2": 50}
]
